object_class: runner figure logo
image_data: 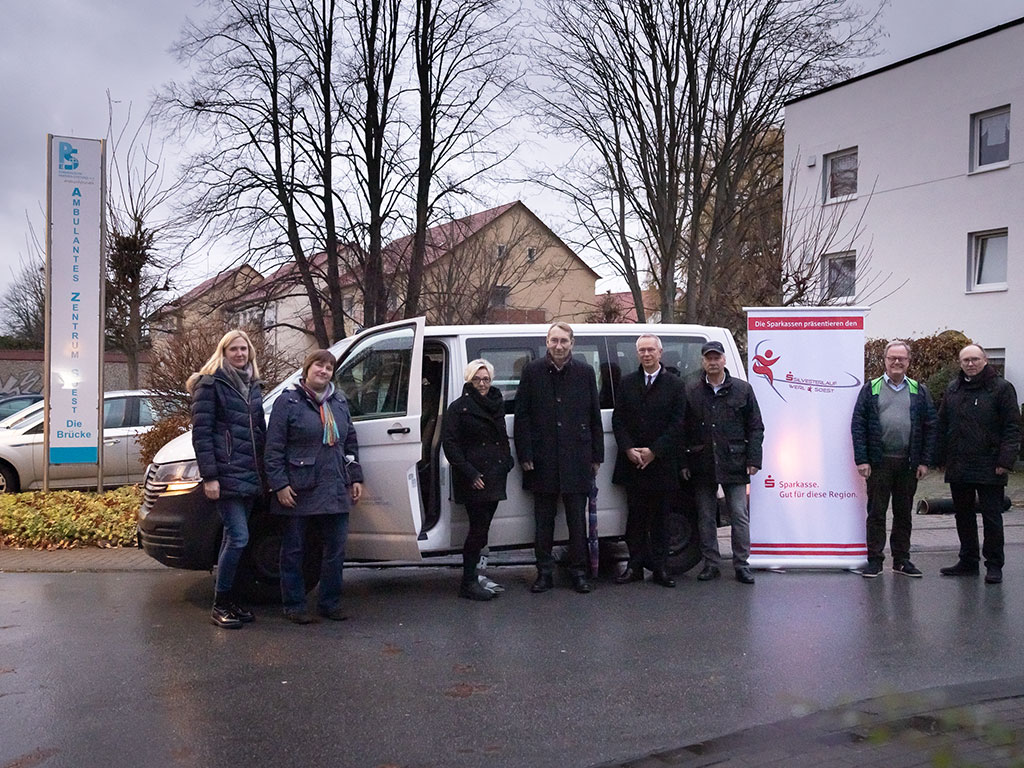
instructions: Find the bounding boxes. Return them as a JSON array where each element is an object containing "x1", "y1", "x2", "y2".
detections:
[{"x1": 752, "y1": 340, "x2": 784, "y2": 400}]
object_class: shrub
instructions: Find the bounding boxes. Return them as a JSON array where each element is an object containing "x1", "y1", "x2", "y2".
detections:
[
  {"x1": 137, "y1": 411, "x2": 192, "y2": 466},
  {"x1": 865, "y1": 330, "x2": 972, "y2": 394},
  {"x1": 0, "y1": 486, "x2": 142, "y2": 549}
]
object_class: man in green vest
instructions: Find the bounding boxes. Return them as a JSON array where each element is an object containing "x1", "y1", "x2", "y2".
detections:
[{"x1": 850, "y1": 340, "x2": 937, "y2": 578}]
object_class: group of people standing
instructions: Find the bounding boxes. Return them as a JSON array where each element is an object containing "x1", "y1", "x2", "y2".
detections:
[
  {"x1": 442, "y1": 322, "x2": 766, "y2": 601},
  {"x1": 189, "y1": 331, "x2": 363, "y2": 629},
  {"x1": 852, "y1": 341, "x2": 1021, "y2": 584},
  {"x1": 187, "y1": 324, "x2": 1021, "y2": 626}
]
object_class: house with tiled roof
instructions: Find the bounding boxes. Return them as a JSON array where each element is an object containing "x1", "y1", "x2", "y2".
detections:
[
  {"x1": 223, "y1": 245, "x2": 363, "y2": 364},
  {"x1": 375, "y1": 200, "x2": 600, "y2": 326},
  {"x1": 150, "y1": 264, "x2": 263, "y2": 347},
  {"x1": 151, "y1": 202, "x2": 599, "y2": 364}
]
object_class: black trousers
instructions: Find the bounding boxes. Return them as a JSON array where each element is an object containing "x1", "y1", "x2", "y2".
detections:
[
  {"x1": 533, "y1": 492, "x2": 588, "y2": 577},
  {"x1": 865, "y1": 456, "x2": 917, "y2": 564},
  {"x1": 624, "y1": 487, "x2": 669, "y2": 570},
  {"x1": 462, "y1": 501, "x2": 498, "y2": 584},
  {"x1": 950, "y1": 482, "x2": 1005, "y2": 568}
]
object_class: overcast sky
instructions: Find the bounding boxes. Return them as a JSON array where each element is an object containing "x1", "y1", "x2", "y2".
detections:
[{"x1": 1, "y1": 0, "x2": 1023, "y2": 298}]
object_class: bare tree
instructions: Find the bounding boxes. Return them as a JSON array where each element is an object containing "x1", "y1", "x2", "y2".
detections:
[
  {"x1": 0, "y1": 247, "x2": 46, "y2": 347},
  {"x1": 105, "y1": 95, "x2": 184, "y2": 387},
  {"x1": 160, "y1": 0, "x2": 351, "y2": 348},
  {"x1": 333, "y1": 0, "x2": 409, "y2": 327},
  {"x1": 530, "y1": 0, "x2": 883, "y2": 324},
  {"x1": 404, "y1": 0, "x2": 518, "y2": 317}
]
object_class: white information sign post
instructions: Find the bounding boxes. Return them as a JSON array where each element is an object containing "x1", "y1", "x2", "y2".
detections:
[
  {"x1": 745, "y1": 307, "x2": 868, "y2": 569},
  {"x1": 45, "y1": 135, "x2": 105, "y2": 485}
]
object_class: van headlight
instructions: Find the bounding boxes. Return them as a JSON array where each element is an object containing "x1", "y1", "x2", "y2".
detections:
[{"x1": 151, "y1": 460, "x2": 202, "y2": 493}]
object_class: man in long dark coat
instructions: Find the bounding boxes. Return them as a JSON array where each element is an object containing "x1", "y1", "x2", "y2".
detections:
[
  {"x1": 514, "y1": 322, "x2": 604, "y2": 593},
  {"x1": 937, "y1": 344, "x2": 1021, "y2": 584},
  {"x1": 611, "y1": 333, "x2": 687, "y2": 587}
]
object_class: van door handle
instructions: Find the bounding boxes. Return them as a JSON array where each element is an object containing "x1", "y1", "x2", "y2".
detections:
[
  {"x1": 387, "y1": 427, "x2": 411, "y2": 435},
  {"x1": 104, "y1": 439, "x2": 121, "y2": 445}
]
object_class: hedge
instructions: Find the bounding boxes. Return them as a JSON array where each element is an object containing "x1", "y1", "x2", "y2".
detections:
[{"x1": 0, "y1": 486, "x2": 142, "y2": 549}]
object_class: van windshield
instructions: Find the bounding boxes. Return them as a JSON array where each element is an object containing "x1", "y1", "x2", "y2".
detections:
[{"x1": 465, "y1": 334, "x2": 708, "y2": 410}]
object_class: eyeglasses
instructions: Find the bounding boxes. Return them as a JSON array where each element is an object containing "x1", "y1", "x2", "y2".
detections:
[
  {"x1": 885, "y1": 356, "x2": 908, "y2": 362},
  {"x1": 471, "y1": 376, "x2": 491, "y2": 384},
  {"x1": 961, "y1": 357, "x2": 984, "y2": 364}
]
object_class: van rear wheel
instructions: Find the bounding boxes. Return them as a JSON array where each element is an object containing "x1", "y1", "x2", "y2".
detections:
[
  {"x1": 235, "y1": 515, "x2": 323, "y2": 603},
  {"x1": 666, "y1": 491, "x2": 701, "y2": 574}
]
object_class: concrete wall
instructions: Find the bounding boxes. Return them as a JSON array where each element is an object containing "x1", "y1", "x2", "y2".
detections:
[{"x1": 784, "y1": 20, "x2": 1024, "y2": 394}]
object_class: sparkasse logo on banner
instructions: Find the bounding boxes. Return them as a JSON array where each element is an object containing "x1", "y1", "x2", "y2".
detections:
[
  {"x1": 745, "y1": 307, "x2": 868, "y2": 568},
  {"x1": 47, "y1": 135, "x2": 105, "y2": 467}
]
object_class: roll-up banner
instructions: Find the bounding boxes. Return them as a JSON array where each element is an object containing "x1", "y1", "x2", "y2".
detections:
[
  {"x1": 45, "y1": 135, "x2": 105, "y2": 476},
  {"x1": 745, "y1": 307, "x2": 868, "y2": 569}
]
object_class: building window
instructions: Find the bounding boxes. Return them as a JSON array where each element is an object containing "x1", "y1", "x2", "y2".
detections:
[
  {"x1": 822, "y1": 252, "x2": 856, "y2": 300},
  {"x1": 526, "y1": 247, "x2": 537, "y2": 263},
  {"x1": 972, "y1": 106, "x2": 1010, "y2": 170},
  {"x1": 986, "y1": 347, "x2": 1006, "y2": 376},
  {"x1": 489, "y1": 285, "x2": 510, "y2": 308},
  {"x1": 496, "y1": 243, "x2": 508, "y2": 259},
  {"x1": 823, "y1": 148, "x2": 857, "y2": 202},
  {"x1": 969, "y1": 230, "x2": 1008, "y2": 291}
]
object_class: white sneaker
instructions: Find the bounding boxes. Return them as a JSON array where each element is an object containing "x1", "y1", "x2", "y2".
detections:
[{"x1": 478, "y1": 574, "x2": 504, "y2": 594}]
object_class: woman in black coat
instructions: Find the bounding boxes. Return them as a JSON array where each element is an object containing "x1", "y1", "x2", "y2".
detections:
[
  {"x1": 187, "y1": 329, "x2": 267, "y2": 630},
  {"x1": 264, "y1": 350, "x2": 364, "y2": 624},
  {"x1": 442, "y1": 359, "x2": 513, "y2": 601}
]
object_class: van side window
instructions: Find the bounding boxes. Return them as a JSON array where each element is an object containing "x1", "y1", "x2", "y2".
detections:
[
  {"x1": 608, "y1": 336, "x2": 707, "y2": 382},
  {"x1": 464, "y1": 339, "x2": 542, "y2": 411},
  {"x1": 334, "y1": 326, "x2": 414, "y2": 420},
  {"x1": 467, "y1": 333, "x2": 710, "y2": 410},
  {"x1": 466, "y1": 336, "x2": 608, "y2": 411}
]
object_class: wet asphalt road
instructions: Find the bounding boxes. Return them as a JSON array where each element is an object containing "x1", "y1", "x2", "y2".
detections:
[{"x1": 3, "y1": 550, "x2": 1024, "y2": 768}]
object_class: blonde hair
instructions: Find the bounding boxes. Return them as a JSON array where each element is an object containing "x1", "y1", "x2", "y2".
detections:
[
  {"x1": 464, "y1": 358, "x2": 495, "y2": 383},
  {"x1": 186, "y1": 329, "x2": 260, "y2": 393}
]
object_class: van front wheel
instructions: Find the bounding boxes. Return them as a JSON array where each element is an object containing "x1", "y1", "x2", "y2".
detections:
[{"x1": 235, "y1": 516, "x2": 323, "y2": 603}]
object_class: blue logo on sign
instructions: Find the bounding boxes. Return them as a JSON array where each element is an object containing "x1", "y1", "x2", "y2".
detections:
[{"x1": 59, "y1": 141, "x2": 79, "y2": 171}]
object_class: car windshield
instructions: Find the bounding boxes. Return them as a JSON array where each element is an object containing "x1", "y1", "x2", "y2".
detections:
[{"x1": 0, "y1": 401, "x2": 44, "y2": 430}]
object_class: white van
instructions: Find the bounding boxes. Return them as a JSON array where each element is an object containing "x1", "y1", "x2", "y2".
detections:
[{"x1": 138, "y1": 318, "x2": 743, "y2": 597}]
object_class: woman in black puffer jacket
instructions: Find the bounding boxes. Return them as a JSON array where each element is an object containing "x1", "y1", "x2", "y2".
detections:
[
  {"x1": 188, "y1": 329, "x2": 267, "y2": 630},
  {"x1": 442, "y1": 359, "x2": 514, "y2": 601}
]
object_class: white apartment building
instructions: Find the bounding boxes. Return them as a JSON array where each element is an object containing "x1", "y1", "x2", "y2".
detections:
[{"x1": 784, "y1": 17, "x2": 1022, "y2": 393}]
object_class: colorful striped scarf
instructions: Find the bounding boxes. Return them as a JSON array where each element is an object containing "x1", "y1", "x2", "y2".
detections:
[{"x1": 300, "y1": 382, "x2": 340, "y2": 446}]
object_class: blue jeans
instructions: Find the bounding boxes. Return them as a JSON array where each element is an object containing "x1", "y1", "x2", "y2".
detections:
[
  {"x1": 280, "y1": 514, "x2": 350, "y2": 614},
  {"x1": 215, "y1": 496, "x2": 255, "y2": 594}
]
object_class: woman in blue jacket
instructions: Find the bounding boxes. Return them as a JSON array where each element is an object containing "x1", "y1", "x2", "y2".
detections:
[
  {"x1": 188, "y1": 329, "x2": 267, "y2": 629},
  {"x1": 264, "y1": 350, "x2": 363, "y2": 624}
]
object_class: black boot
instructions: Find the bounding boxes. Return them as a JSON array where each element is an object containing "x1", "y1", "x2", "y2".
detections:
[
  {"x1": 459, "y1": 562, "x2": 493, "y2": 601},
  {"x1": 211, "y1": 591, "x2": 242, "y2": 629}
]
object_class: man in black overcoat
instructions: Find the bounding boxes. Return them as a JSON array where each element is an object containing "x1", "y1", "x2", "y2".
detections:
[
  {"x1": 611, "y1": 333, "x2": 687, "y2": 587},
  {"x1": 936, "y1": 344, "x2": 1021, "y2": 584},
  {"x1": 514, "y1": 322, "x2": 604, "y2": 593}
]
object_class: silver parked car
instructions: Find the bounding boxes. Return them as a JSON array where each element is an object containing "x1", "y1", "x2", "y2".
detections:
[
  {"x1": 0, "y1": 393, "x2": 44, "y2": 420},
  {"x1": 0, "y1": 390, "x2": 157, "y2": 493}
]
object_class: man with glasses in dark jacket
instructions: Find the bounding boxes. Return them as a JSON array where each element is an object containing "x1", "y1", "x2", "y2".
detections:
[
  {"x1": 851, "y1": 340, "x2": 937, "y2": 578},
  {"x1": 937, "y1": 344, "x2": 1021, "y2": 584}
]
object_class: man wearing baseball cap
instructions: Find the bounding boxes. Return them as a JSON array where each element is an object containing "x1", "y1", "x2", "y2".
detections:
[{"x1": 682, "y1": 340, "x2": 764, "y2": 584}]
